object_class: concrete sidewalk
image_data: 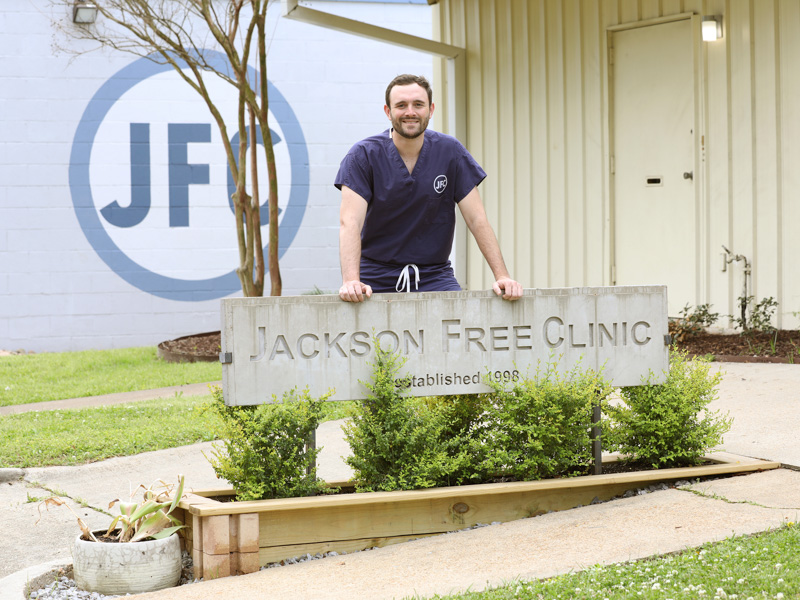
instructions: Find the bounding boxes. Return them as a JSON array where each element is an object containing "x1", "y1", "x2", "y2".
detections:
[
  {"x1": 1, "y1": 362, "x2": 799, "y2": 599},
  {"x1": 0, "y1": 381, "x2": 221, "y2": 416},
  {"x1": 132, "y1": 469, "x2": 800, "y2": 600}
]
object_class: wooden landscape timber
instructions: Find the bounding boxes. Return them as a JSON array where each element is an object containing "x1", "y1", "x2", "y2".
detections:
[{"x1": 175, "y1": 452, "x2": 778, "y2": 580}]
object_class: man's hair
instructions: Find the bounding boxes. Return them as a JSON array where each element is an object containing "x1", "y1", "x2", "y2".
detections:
[{"x1": 385, "y1": 74, "x2": 433, "y2": 107}]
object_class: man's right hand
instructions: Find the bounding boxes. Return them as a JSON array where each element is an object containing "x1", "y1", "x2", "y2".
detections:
[{"x1": 339, "y1": 280, "x2": 373, "y2": 303}]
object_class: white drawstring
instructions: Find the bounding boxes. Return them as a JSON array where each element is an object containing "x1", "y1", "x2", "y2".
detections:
[{"x1": 395, "y1": 264, "x2": 420, "y2": 293}]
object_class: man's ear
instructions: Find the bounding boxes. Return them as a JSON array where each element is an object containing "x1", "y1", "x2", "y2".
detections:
[
  {"x1": 430, "y1": 102, "x2": 435, "y2": 117},
  {"x1": 384, "y1": 105, "x2": 391, "y2": 119}
]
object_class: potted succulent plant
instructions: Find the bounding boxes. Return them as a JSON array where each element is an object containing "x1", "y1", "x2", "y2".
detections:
[{"x1": 40, "y1": 475, "x2": 187, "y2": 595}]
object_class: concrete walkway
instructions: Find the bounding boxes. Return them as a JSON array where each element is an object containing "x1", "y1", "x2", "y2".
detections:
[
  {"x1": 1, "y1": 362, "x2": 798, "y2": 599},
  {"x1": 0, "y1": 381, "x2": 221, "y2": 416}
]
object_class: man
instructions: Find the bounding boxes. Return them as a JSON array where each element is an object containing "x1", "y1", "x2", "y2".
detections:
[{"x1": 335, "y1": 74, "x2": 522, "y2": 303}]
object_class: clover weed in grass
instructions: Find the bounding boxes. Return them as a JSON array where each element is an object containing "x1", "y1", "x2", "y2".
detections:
[
  {"x1": 0, "y1": 347, "x2": 221, "y2": 407},
  {"x1": 0, "y1": 395, "x2": 222, "y2": 468},
  {"x1": 422, "y1": 522, "x2": 800, "y2": 599}
]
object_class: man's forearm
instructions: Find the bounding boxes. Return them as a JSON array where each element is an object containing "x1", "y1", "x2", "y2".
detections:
[
  {"x1": 470, "y1": 218, "x2": 511, "y2": 280},
  {"x1": 338, "y1": 200, "x2": 372, "y2": 302},
  {"x1": 458, "y1": 188, "x2": 510, "y2": 278},
  {"x1": 457, "y1": 188, "x2": 522, "y2": 300},
  {"x1": 339, "y1": 224, "x2": 362, "y2": 282},
  {"x1": 339, "y1": 186, "x2": 368, "y2": 283}
]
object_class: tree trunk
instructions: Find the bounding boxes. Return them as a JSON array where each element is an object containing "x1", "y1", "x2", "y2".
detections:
[
  {"x1": 248, "y1": 106, "x2": 265, "y2": 296},
  {"x1": 257, "y1": 7, "x2": 281, "y2": 297}
]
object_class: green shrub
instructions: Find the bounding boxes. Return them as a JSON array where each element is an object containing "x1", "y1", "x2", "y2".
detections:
[
  {"x1": 604, "y1": 351, "x2": 732, "y2": 468},
  {"x1": 733, "y1": 295, "x2": 778, "y2": 334},
  {"x1": 669, "y1": 303, "x2": 720, "y2": 343},
  {"x1": 205, "y1": 387, "x2": 331, "y2": 501},
  {"x1": 343, "y1": 342, "x2": 489, "y2": 492},
  {"x1": 482, "y1": 362, "x2": 612, "y2": 480},
  {"x1": 345, "y1": 342, "x2": 612, "y2": 490},
  {"x1": 206, "y1": 347, "x2": 727, "y2": 500}
]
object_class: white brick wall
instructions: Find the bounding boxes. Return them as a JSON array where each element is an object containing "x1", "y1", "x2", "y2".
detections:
[{"x1": 0, "y1": 1, "x2": 433, "y2": 352}]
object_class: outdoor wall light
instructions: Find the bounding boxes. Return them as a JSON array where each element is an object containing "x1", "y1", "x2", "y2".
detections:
[
  {"x1": 73, "y1": 1, "x2": 99, "y2": 24},
  {"x1": 702, "y1": 16, "x2": 723, "y2": 41}
]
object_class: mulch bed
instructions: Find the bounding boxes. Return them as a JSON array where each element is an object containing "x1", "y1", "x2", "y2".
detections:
[
  {"x1": 157, "y1": 331, "x2": 221, "y2": 363},
  {"x1": 675, "y1": 330, "x2": 800, "y2": 364}
]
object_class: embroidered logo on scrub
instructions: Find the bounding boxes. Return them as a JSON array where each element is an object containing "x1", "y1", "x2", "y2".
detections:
[{"x1": 433, "y1": 175, "x2": 448, "y2": 193}]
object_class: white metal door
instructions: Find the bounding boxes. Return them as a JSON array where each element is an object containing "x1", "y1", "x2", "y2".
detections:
[{"x1": 611, "y1": 18, "x2": 696, "y2": 317}]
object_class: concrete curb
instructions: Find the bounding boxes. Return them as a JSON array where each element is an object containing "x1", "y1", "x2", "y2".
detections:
[
  {"x1": 0, "y1": 559, "x2": 71, "y2": 600},
  {"x1": 0, "y1": 468, "x2": 25, "y2": 483}
]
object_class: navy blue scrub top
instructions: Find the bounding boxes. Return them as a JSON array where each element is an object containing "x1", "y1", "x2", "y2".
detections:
[{"x1": 334, "y1": 129, "x2": 486, "y2": 266}]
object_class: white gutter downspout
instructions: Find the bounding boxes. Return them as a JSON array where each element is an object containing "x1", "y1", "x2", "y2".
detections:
[{"x1": 281, "y1": 0, "x2": 469, "y2": 283}]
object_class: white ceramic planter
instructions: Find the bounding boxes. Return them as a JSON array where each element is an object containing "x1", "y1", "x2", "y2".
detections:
[{"x1": 73, "y1": 532, "x2": 182, "y2": 595}]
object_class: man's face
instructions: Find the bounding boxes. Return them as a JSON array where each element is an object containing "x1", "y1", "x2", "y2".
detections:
[{"x1": 384, "y1": 83, "x2": 434, "y2": 140}]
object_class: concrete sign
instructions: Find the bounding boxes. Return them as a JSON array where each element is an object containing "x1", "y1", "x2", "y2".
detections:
[{"x1": 220, "y1": 286, "x2": 669, "y2": 404}]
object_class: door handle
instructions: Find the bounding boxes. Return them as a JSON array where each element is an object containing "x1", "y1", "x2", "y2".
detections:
[{"x1": 683, "y1": 171, "x2": 693, "y2": 180}]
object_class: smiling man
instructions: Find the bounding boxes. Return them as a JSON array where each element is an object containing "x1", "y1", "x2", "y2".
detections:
[{"x1": 335, "y1": 74, "x2": 522, "y2": 303}]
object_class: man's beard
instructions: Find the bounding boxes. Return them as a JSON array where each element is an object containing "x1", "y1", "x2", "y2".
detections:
[{"x1": 391, "y1": 114, "x2": 429, "y2": 139}]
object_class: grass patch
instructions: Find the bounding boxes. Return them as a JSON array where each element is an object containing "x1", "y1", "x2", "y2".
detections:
[
  {"x1": 320, "y1": 399, "x2": 353, "y2": 423},
  {"x1": 0, "y1": 395, "x2": 220, "y2": 468},
  {"x1": 0, "y1": 393, "x2": 353, "y2": 469},
  {"x1": 0, "y1": 347, "x2": 221, "y2": 407},
  {"x1": 420, "y1": 522, "x2": 800, "y2": 599}
]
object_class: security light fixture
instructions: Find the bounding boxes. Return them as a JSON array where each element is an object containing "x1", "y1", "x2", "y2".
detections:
[
  {"x1": 702, "y1": 16, "x2": 723, "y2": 41},
  {"x1": 73, "y1": 1, "x2": 98, "y2": 24}
]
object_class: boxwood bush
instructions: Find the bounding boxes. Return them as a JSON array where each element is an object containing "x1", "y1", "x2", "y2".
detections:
[
  {"x1": 604, "y1": 351, "x2": 732, "y2": 468},
  {"x1": 206, "y1": 345, "x2": 730, "y2": 499},
  {"x1": 343, "y1": 342, "x2": 489, "y2": 492},
  {"x1": 480, "y1": 361, "x2": 612, "y2": 481},
  {"x1": 206, "y1": 387, "x2": 332, "y2": 501},
  {"x1": 344, "y1": 344, "x2": 612, "y2": 491}
]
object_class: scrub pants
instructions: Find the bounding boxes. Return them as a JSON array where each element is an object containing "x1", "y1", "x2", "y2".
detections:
[{"x1": 359, "y1": 257, "x2": 462, "y2": 293}]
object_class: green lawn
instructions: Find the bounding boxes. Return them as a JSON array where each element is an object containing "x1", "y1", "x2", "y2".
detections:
[
  {"x1": 0, "y1": 346, "x2": 221, "y2": 407},
  {"x1": 0, "y1": 395, "x2": 220, "y2": 468},
  {"x1": 420, "y1": 522, "x2": 800, "y2": 599},
  {"x1": 0, "y1": 345, "x2": 353, "y2": 467},
  {"x1": 0, "y1": 391, "x2": 352, "y2": 469}
]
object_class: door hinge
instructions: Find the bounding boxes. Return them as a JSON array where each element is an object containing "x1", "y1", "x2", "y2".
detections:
[{"x1": 610, "y1": 265, "x2": 616, "y2": 285}]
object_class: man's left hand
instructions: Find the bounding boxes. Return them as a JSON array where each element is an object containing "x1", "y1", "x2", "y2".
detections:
[{"x1": 493, "y1": 277, "x2": 523, "y2": 301}]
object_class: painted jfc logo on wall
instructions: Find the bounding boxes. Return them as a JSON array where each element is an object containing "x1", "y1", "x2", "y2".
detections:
[{"x1": 69, "y1": 51, "x2": 309, "y2": 301}]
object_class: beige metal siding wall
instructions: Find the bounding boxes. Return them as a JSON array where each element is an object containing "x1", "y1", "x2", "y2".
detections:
[
  {"x1": 778, "y1": 2, "x2": 800, "y2": 328},
  {"x1": 435, "y1": 0, "x2": 800, "y2": 327},
  {"x1": 704, "y1": 0, "x2": 800, "y2": 328},
  {"x1": 437, "y1": 0, "x2": 607, "y2": 291}
]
